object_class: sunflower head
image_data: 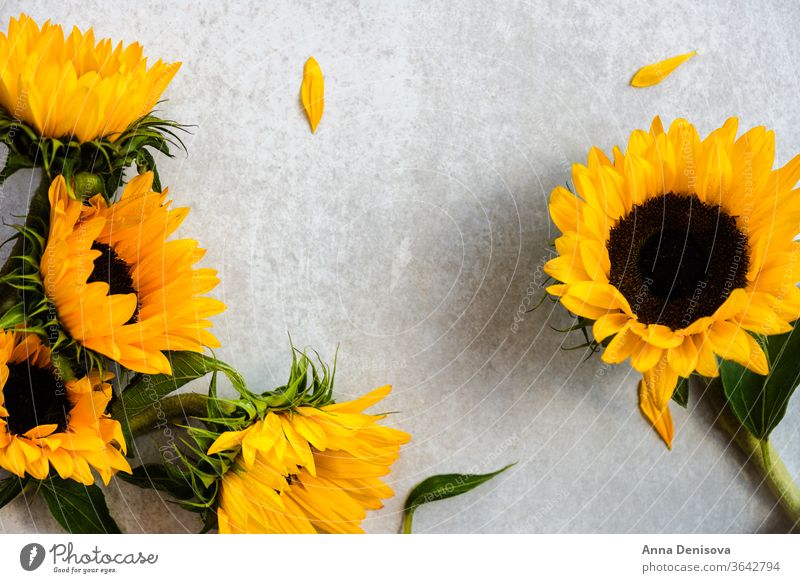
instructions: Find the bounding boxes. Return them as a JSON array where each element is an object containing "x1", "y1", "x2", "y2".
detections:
[
  {"x1": 544, "y1": 117, "x2": 800, "y2": 448},
  {"x1": 0, "y1": 14, "x2": 184, "y2": 193},
  {"x1": 0, "y1": 329, "x2": 130, "y2": 484},
  {"x1": 168, "y1": 348, "x2": 411, "y2": 533},
  {"x1": 1, "y1": 172, "x2": 224, "y2": 376}
]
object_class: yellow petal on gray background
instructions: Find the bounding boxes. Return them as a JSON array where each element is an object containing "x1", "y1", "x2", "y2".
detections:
[
  {"x1": 630, "y1": 51, "x2": 696, "y2": 88},
  {"x1": 301, "y1": 56, "x2": 324, "y2": 133}
]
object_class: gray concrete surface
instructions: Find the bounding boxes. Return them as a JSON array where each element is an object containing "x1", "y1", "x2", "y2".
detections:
[{"x1": 0, "y1": 0, "x2": 799, "y2": 533}]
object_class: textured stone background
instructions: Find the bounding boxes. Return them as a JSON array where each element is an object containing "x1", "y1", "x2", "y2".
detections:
[{"x1": 1, "y1": 0, "x2": 799, "y2": 533}]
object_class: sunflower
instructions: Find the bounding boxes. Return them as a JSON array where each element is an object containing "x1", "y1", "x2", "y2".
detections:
[
  {"x1": 0, "y1": 13, "x2": 179, "y2": 143},
  {"x1": 207, "y1": 385, "x2": 411, "y2": 534},
  {"x1": 0, "y1": 329, "x2": 130, "y2": 484},
  {"x1": 40, "y1": 172, "x2": 224, "y2": 375},
  {"x1": 544, "y1": 117, "x2": 800, "y2": 448}
]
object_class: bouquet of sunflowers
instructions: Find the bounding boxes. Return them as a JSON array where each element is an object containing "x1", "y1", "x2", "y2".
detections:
[
  {"x1": 4, "y1": 12, "x2": 797, "y2": 537},
  {"x1": 0, "y1": 14, "x2": 413, "y2": 534}
]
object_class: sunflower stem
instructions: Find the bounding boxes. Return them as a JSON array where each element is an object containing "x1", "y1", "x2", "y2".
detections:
[
  {"x1": 711, "y1": 382, "x2": 800, "y2": 530},
  {"x1": 127, "y1": 393, "x2": 210, "y2": 438}
]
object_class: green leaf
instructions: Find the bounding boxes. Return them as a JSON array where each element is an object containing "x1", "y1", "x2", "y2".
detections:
[
  {"x1": 719, "y1": 323, "x2": 800, "y2": 439},
  {"x1": 0, "y1": 476, "x2": 27, "y2": 509},
  {"x1": 671, "y1": 376, "x2": 689, "y2": 408},
  {"x1": 111, "y1": 351, "x2": 247, "y2": 423},
  {"x1": 401, "y1": 464, "x2": 514, "y2": 534},
  {"x1": 117, "y1": 464, "x2": 195, "y2": 501},
  {"x1": 39, "y1": 477, "x2": 121, "y2": 534}
]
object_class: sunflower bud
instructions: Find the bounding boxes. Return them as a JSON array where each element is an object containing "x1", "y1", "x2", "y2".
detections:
[{"x1": 72, "y1": 172, "x2": 105, "y2": 200}]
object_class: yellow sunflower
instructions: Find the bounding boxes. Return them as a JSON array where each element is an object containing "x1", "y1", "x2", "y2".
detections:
[
  {"x1": 0, "y1": 329, "x2": 130, "y2": 484},
  {"x1": 40, "y1": 172, "x2": 225, "y2": 375},
  {"x1": 0, "y1": 13, "x2": 179, "y2": 142},
  {"x1": 207, "y1": 385, "x2": 411, "y2": 534},
  {"x1": 544, "y1": 117, "x2": 800, "y2": 448}
]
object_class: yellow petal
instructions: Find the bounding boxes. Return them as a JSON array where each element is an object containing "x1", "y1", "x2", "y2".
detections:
[
  {"x1": 564, "y1": 281, "x2": 631, "y2": 313},
  {"x1": 301, "y1": 56, "x2": 324, "y2": 133},
  {"x1": 707, "y1": 321, "x2": 766, "y2": 373},
  {"x1": 601, "y1": 324, "x2": 641, "y2": 364},
  {"x1": 578, "y1": 240, "x2": 611, "y2": 283},
  {"x1": 630, "y1": 342, "x2": 663, "y2": 373},
  {"x1": 208, "y1": 429, "x2": 248, "y2": 455},
  {"x1": 631, "y1": 324, "x2": 683, "y2": 349},
  {"x1": 667, "y1": 336, "x2": 700, "y2": 378},
  {"x1": 630, "y1": 51, "x2": 696, "y2": 88},
  {"x1": 593, "y1": 313, "x2": 630, "y2": 343},
  {"x1": 694, "y1": 332, "x2": 720, "y2": 377},
  {"x1": 639, "y1": 376, "x2": 675, "y2": 449},
  {"x1": 549, "y1": 186, "x2": 582, "y2": 234}
]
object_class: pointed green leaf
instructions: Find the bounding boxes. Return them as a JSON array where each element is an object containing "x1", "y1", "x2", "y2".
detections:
[
  {"x1": 0, "y1": 476, "x2": 27, "y2": 509},
  {"x1": 719, "y1": 323, "x2": 800, "y2": 439},
  {"x1": 671, "y1": 376, "x2": 689, "y2": 408},
  {"x1": 401, "y1": 464, "x2": 514, "y2": 534},
  {"x1": 39, "y1": 477, "x2": 121, "y2": 534}
]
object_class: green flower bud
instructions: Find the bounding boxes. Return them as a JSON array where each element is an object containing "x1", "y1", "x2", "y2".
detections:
[{"x1": 72, "y1": 172, "x2": 105, "y2": 200}]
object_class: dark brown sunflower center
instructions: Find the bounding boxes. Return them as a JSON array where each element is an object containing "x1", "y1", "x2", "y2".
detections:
[
  {"x1": 87, "y1": 242, "x2": 139, "y2": 324},
  {"x1": 607, "y1": 192, "x2": 749, "y2": 329},
  {"x1": 2, "y1": 362, "x2": 70, "y2": 435}
]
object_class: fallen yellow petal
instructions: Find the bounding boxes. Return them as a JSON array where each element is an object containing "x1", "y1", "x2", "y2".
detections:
[
  {"x1": 301, "y1": 56, "x2": 325, "y2": 133},
  {"x1": 630, "y1": 51, "x2": 696, "y2": 88}
]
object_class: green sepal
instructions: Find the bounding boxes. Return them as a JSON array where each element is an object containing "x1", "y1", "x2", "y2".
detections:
[
  {"x1": 0, "y1": 303, "x2": 26, "y2": 330},
  {"x1": 112, "y1": 351, "x2": 250, "y2": 424},
  {"x1": 0, "y1": 108, "x2": 187, "y2": 198},
  {"x1": 671, "y1": 376, "x2": 689, "y2": 408},
  {"x1": 256, "y1": 344, "x2": 337, "y2": 411},
  {"x1": 551, "y1": 314, "x2": 604, "y2": 356},
  {"x1": 177, "y1": 436, "x2": 231, "y2": 478},
  {"x1": 0, "y1": 218, "x2": 99, "y2": 377}
]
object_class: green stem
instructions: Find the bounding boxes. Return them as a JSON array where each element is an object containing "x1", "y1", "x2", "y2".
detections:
[
  {"x1": 126, "y1": 393, "x2": 209, "y2": 438},
  {"x1": 401, "y1": 508, "x2": 416, "y2": 534},
  {"x1": 710, "y1": 381, "x2": 800, "y2": 530}
]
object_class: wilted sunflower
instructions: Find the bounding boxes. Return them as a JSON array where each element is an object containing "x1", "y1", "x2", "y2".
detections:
[
  {"x1": 0, "y1": 329, "x2": 130, "y2": 484},
  {"x1": 544, "y1": 117, "x2": 800, "y2": 448},
  {"x1": 0, "y1": 13, "x2": 179, "y2": 143},
  {"x1": 208, "y1": 385, "x2": 410, "y2": 534},
  {"x1": 40, "y1": 172, "x2": 224, "y2": 374}
]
